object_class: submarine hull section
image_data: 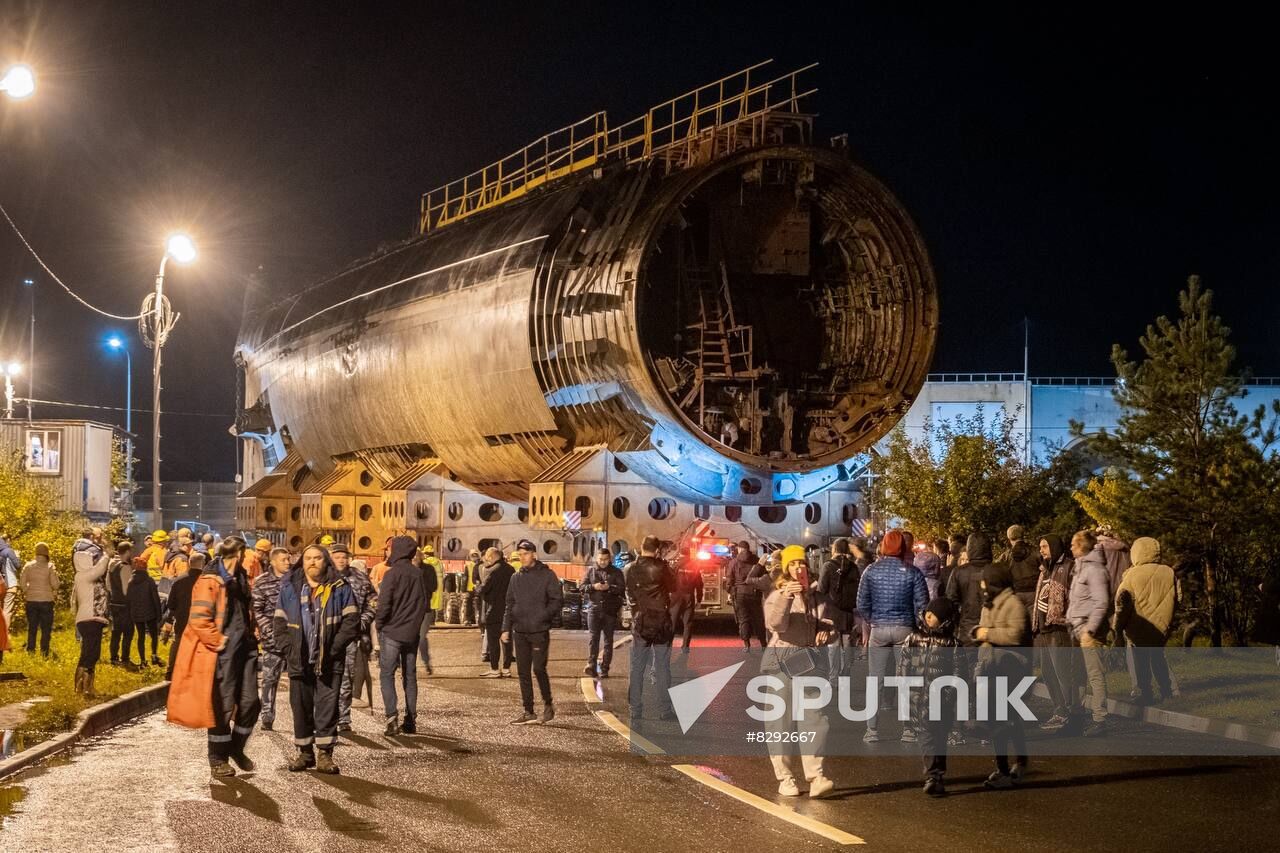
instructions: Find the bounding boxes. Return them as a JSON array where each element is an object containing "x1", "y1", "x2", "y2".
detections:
[{"x1": 237, "y1": 145, "x2": 937, "y2": 504}]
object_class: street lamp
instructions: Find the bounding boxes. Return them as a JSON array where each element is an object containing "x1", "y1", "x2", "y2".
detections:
[
  {"x1": 23, "y1": 278, "x2": 33, "y2": 421},
  {"x1": 141, "y1": 234, "x2": 195, "y2": 529},
  {"x1": 0, "y1": 65, "x2": 35, "y2": 100},
  {"x1": 3, "y1": 362, "x2": 21, "y2": 419},
  {"x1": 107, "y1": 336, "x2": 133, "y2": 487}
]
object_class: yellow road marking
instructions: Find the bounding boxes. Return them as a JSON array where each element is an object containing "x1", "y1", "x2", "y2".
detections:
[
  {"x1": 593, "y1": 710, "x2": 666, "y2": 755},
  {"x1": 672, "y1": 764, "x2": 865, "y2": 846},
  {"x1": 580, "y1": 677, "x2": 602, "y2": 704}
]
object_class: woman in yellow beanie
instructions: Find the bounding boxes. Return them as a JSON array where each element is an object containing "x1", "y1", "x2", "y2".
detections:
[{"x1": 762, "y1": 545, "x2": 837, "y2": 799}]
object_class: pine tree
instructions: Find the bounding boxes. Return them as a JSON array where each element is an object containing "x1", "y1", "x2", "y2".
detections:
[{"x1": 1075, "y1": 277, "x2": 1280, "y2": 645}]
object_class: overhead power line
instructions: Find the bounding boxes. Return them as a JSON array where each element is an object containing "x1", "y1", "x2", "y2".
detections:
[
  {"x1": 18, "y1": 397, "x2": 232, "y2": 419},
  {"x1": 0, "y1": 199, "x2": 147, "y2": 320}
]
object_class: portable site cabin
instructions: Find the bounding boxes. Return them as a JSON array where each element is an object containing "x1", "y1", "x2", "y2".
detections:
[{"x1": 0, "y1": 419, "x2": 119, "y2": 520}]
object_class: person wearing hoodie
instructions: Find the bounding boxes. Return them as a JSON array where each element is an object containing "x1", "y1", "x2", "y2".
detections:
[
  {"x1": 1067, "y1": 530, "x2": 1111, "y2": 736},
  {"x1": 502, "y1": 539, "x2": 563, "y2": 725},
  {"x1": 1032, "y1": 534, "x2": 1078, "y2": 731},
  {"x1": 69, "y1": 532, "x2": 111, "y2": 695},
  {"x1": 375, "y1": 536, "x2": 430, "y2": 736},
  {"x1": 1002, "y1": 525, "x2": 1041, "y2": 612},
  {"x1": 975, "y1": 562, "x2": 1030, "y2": 789},
  {"x1": 20, "y1": 542, "x2": 58, "y2": 656},
  {"x1": 166, "y1": 536, "x2": 261, "y2": 779},
  {"x1": 1114, "y1": 536, "x2": 1177, "y2": 704},
  {"x1": 945, "y1": 531, "x2": 993, "y2": 728},
  {"x1": 127, "y1": 561, "x2": 164, "y2": 666},
  {"x1": 856, "y1": 529, "x2": 928, "y2": 743},
  {"x1": 725, "y1": 542, "x2": 768, "y2": 651},
  {"x1": 763, "y1": 545, "x2": 837, "y2": 799},
  {"x1": 274, "y1": 545, "x2": 359, "y2": 773},
  {"x1": 898, "y1": 597, "x2": 961, "y2": 796},
  {"x1": 478, "y1": 547, "x2": 515, "y2": 678}
]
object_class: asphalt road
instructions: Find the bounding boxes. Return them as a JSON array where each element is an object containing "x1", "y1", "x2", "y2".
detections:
[{"x1": 1, "y1": 625, "x2": 1276, "y2": 852}]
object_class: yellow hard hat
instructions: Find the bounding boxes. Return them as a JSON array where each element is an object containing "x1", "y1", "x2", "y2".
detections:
[
  {"x1": 255, "y1": 539, "x2": 272, "y2": 551},
  {"x1": 780, "y1": 545, "x2": 807, "y2": 567},
  {"x1": 319, "y1": 534, "x2": 335, "y2": 547},
  {"x1": 423, "y1": 543, "x2": 435, "y2": 555},
  {"x1": 152, "y1": 529, "x2": 170, "y2": 543}
]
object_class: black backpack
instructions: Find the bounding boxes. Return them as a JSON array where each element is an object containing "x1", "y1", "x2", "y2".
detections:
[{"x1": 833, "y1": 557, "x2": 861, "y2": 613}]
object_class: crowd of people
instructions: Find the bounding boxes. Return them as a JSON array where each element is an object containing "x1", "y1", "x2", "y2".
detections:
[
  {"x1": 742, "y1": 523, "x2": 1182, "y2": 799},
  {"x1": 0, "y1": 519, "x2": 1198, "y2": 801}
]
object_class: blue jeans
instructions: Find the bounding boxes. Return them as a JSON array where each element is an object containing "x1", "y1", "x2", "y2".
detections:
[
  {"x1": 866, "y1": 624, "x2": 912, "y2": 734},
  {"x1": 628, "y1": 640, "x2": 673, "y2": 719},
  {"x1": 380, "y1": 637, "x2": 418, "y2": 722}
]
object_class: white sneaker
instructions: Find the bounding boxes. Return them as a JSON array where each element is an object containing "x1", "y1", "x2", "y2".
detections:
[
  {"x1": 777, "y1": 777, "x2": 801, "y2": 797},
  {"x1": 480, "y1": 670, "x2": 501, "y2": 678},
  {"x1": 809, "y1": 775, "x2": 836, "y2": 799}
]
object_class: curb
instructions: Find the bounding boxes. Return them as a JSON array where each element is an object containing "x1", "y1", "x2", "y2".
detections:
[
  {"x1": 1029, "y1": 683, "x2": 1280, "y2": 750},
  {"x1": 0, "y1": 681, "x2": 170, "y2": 780}
]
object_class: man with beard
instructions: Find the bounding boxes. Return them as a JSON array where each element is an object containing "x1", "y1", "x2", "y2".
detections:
[{"x1": 274, "y1": 546, "x2": 359, "y2": 772}]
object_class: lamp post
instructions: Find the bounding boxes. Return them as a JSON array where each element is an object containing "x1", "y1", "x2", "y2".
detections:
[
  {"x1": 107, "y1": 336, "x2": 133, "y2": 486},
  {"x1": 142, "y1": 234, "x2": 195, "y2": 529},
  {"x1": 0, "y1": 65, "x2": 35, "y2": 99},
  {"x1": 23, "y1": 278, "x2": 33, "y2": 421},
  {"x1": 3, "y1": 362, "x2": 20, "y2": 419}
]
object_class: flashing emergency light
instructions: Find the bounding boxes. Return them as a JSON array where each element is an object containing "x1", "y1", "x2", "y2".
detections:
[{"x1": 696, "y1": 550, "x2": 712, "y2": 560}]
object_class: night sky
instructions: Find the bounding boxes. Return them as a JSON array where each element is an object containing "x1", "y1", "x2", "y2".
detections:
[{"x1": 0, "y1": 2, "x2": 1276, "y2": 482}]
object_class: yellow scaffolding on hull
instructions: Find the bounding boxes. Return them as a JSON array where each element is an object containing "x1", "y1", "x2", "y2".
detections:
[{"x1": 418, "y1": 60, "x2": 817, "y2": 234}]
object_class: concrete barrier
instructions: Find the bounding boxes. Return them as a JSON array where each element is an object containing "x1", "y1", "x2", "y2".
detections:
[{"x1": 0, "y1": 681, "x2": 170, "y2": 780}]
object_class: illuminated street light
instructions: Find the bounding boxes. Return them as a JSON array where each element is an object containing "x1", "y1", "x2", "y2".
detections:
[
  {"x1": 107, "y1": 336, "x2": 134, "y2": 486},
  {"x1": 143, "y1": 235, "x2": 196, "y2": 527},
  {"x1": 166, "y1": 234, "x2": 197, "y2": 265},
  {"x1": 0, "y1": 65, "x2": 35, "y2": 99},
  {"x1": 4, "y1": 362, "x2": 21, "y2": 419}
]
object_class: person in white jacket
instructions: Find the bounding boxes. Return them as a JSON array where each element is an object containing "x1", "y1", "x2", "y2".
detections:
[{"x1": 69, "y1": 533, "x2": 111, "y2": 696}]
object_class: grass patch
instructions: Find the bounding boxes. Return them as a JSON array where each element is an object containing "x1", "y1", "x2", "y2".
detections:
[
  {"x1": 0, "y1": 616, "x2": 167, "y2": 739},
  {"x1": 1099, "y1": 646, "x2": 1280, "y2": 729}
]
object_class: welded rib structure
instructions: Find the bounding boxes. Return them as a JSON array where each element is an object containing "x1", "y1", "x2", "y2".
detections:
[{"x1": 236, "y1": 71, "x2": 937, "y2": 506}]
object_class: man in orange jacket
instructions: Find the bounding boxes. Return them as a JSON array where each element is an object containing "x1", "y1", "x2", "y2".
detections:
[{"x1": 166, "y1": 535, "x2": 261, "y2": 779}]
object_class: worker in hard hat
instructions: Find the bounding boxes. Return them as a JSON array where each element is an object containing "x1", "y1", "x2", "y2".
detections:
[
  {"x1": 318, "y1": 534, "x2": 335, "y2": 548},
  {"x1": 418, "y1": 544, "x2": 443, "y2": 675},
  {"x1": 242, "y1": 539, "x2": 271, "y2": 581},
  {"x1": 139, "y1": 530, "x2": 169, "y2": 581}
]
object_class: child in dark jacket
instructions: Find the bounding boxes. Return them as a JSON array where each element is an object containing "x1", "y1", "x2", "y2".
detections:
[
  {"x1": 897, "y1": 597, "x2": 960, "y2": 796},
  {"x1": 127, "y1": 567, "x2": 163, "y2": 666}
]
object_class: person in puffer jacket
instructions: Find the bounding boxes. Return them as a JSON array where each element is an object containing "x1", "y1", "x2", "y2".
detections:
[
  {"x1": 975, "y1": 563, "x2": 1030, "y2": 789},
  {"x1": 1114, "y1": 536, "x2": 1176, "y2": 703},
  {"x1": 1067, "y1": 530, "x2": 1111, "y2": 735},
  {"x1": 856, "y1": 529, "x2": 927, "y2": 743},
  {"x1": 274, "y1": 546, "x2": 359, "y2": 774},
  {"x1": 897, "y1": 597, "x2": 960, "y2": 797}
]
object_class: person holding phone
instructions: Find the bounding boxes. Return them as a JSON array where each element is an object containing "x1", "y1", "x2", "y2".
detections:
[{"x1": 762, "y1": 545, "x2": 837, "y2": 799}]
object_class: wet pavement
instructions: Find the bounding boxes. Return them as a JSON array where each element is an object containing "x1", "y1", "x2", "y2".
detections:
[{"x1": 1, "y1": 625, "x2": 1276, "y2": 851}]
